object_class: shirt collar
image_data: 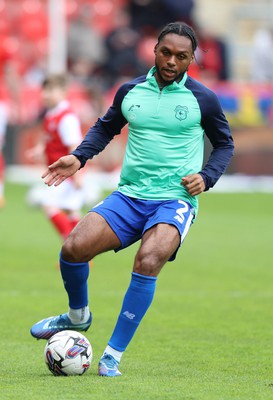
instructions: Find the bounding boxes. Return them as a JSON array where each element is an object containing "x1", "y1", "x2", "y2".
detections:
[{"x1": 147, "y1": 66, "x2": 188, "y2": 90}]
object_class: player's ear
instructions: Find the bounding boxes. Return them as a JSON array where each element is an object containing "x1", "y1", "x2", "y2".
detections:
[{"x1": 154, "y1": 44, "x2": 158, "y2": 55}]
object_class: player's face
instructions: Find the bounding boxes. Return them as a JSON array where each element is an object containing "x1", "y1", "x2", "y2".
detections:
[
  {"x1": 42, "y1": 86, "x2": 66, "y2": 109},
  {"x1": 154, "y1": 33, "x2": 194, "y2": 86}
]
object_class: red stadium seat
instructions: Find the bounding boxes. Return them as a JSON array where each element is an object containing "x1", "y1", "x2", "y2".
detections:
[
  {"x1": 91, "y1": 0, "x2": 116, "y2": 36},
  {"x1": 0, "y1": 17, "x2": 10, "y2": 36},
  {"x1": 17, "y1": 1, "x2": 48, "y2": 42},
  {"x1": 65, "y1": 0, "x2": 80, "y2": 21}
]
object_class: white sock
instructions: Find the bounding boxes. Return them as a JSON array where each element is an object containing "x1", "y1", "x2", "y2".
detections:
[
  {"x1": 103, "y1": 345, "x2": 123, "y2": 363},
  {"x1": 68, "y1": 306, "x2": 90, "y2": 324}
]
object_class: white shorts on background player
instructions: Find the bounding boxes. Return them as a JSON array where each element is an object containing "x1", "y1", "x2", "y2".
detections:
[{"x1": 29, "y1": 179, "x2": 85, "y2": 211}]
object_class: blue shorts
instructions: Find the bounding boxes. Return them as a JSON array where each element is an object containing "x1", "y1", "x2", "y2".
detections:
[{"x1": 90, "y1": 191, "x2": 195, "y2": 261}]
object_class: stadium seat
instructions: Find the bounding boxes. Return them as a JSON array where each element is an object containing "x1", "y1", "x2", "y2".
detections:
[
  {"x1": 91, "y1": 0, "x2": 116, "y2": 36},
  {"x1": 65, "y1": 0, "x2": 79, "y2": 21},
  {"x1": 17, "y1": 1, "x2": 48, "y2": 42}
]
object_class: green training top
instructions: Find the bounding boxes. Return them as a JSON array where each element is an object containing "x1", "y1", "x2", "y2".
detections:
[
  {"x1": 73, "y1": 66, "x2": 234, "y2": 215},
  {"x1": 119, "y1": 68, "x2": 204, "y2": 211}
]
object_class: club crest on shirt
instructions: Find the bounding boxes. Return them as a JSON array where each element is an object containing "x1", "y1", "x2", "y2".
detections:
[{"x1": 174, "y1": 105, "x2": 189, "y2": 121}]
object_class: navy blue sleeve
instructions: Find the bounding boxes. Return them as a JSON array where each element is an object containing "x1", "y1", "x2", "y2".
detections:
[
  {"x1": 186, "y1": 78, "x2": 234, "y2": 190},
  {"x1": 71, "y1": 83, "x2": 130, "y2": 168}
]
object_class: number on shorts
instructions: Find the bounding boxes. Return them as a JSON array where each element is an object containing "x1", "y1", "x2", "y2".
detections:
[{"x1": 174, "y1": 200, "x2": 189, "y2": 224}]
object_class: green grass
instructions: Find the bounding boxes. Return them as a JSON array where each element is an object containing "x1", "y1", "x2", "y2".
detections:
[{"x1": 1, "y1": 182, "x2": 273, "y2": 399}]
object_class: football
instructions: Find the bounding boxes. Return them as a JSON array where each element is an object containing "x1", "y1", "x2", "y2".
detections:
[{"x1": 44, "y1": 330, "x2": 92, "y2": 376}]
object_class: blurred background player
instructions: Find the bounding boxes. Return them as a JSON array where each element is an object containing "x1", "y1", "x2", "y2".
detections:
[{"x1": 26, "y1": 74, "x2": 85, "y2": 240}]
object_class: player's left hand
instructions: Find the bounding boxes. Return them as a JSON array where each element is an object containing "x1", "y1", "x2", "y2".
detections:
[{"x1": 181, "y1": 173, "x2": 205, "y2": 196}]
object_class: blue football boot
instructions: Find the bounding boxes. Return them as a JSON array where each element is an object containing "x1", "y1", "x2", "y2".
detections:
[
  {"x1": 30, "y1": 312, "x2": 92, "y2": 340},
  {"x1": 98, "y1": 354, "x2": 122, "y2": 377}
]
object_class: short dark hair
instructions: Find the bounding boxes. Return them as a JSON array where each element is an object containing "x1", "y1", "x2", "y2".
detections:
[
  {"x1": 42, "y1": 73, "x2": 68, "y2": 89},
  {"x1": 157, "y1": 22, "x2": 198, "y2": 52}
]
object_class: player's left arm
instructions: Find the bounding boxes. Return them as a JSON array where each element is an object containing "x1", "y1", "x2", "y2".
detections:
[{"x1": 198, "y1": 92, "x2": 234, "y2": 191}]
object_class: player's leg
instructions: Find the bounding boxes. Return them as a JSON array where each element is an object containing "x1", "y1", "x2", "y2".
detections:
[
  {"x1": 59, "y1": 212, "x2": 121, "y2": 329},
  {"x1": 61, "y1": 180, "x2": 85, "y2": 233},
  {"x1": 61, "y1": 211, "x2": 121, "y2": 262},
  {"x1": 31, "y1": 190, "x2": 142, "y2": 340},
  {"x1": 99, "y1": 223, "x2": 181, "y2": 376},
  {"x1": 66, "y1": 209, "x2": 81, "y2": 231},
  {"x1": 65, "y1": 209, "x2": 94, "y2": 267},
  {"x1": 43, "y1": 205, "x2": 73, "y2": 240},
  {"x1": 41, "y1": 179, "x2": 85, "y2": 240},
  {"x1": 30, "y1": 211, "x2": 121, "y2": 339},
  {"x1": 99, "y1": 200, "x2": 194, "y2": 376}
]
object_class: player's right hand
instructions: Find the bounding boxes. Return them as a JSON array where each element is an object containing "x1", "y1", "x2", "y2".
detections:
[{"x1": 41, "y1": 155, "x2": 81, "y2": 186}]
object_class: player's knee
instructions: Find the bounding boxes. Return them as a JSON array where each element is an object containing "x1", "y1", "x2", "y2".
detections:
[
  {"x1": 61, "y1": 236, "x2": 85, "y2": 263},
  {"x1": 134, "y1": 250, "x2": 164, "y2": 276}
]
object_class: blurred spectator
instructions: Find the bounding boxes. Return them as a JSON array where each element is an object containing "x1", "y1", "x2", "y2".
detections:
[
  {"x1": 128, "y1": 0, "x2": 165, "y2": 34},
  {"x1": 128, "y1": 0, "x2": 195, "y2": 34},
  {"x1": 23, "y1": 55, "x2": 47, "y2": 86},
  {"x1": 137, "y1": 33, "x2": 158, "y2": 70},
  {"x1": 0, "y1": 36, "x2": 21, "y2": 122},
  {"x1": 67, "y1": 4, "x2": 107, "y2": 71},
  {"x1": 195, "y1": 25, "x2": 229, "y2": 82},
  {"x1": 69, "y1": 57, "x2": 105, "y2": 121},
  {"x1": 160, "y1": 0, "x2": 196, "y2": 27},
  {"x1": 103, "y1": 8, "x2": 148, "y2": 87},
  {"x1": 66, "y1": 4, "x2": 108, "y2": 118},
  {"x1": 0, "y1": 101, "x2": 8, "y2": 208},
  {"x1": 251, "y1": 27, "x2": 273, "y2": 83}
]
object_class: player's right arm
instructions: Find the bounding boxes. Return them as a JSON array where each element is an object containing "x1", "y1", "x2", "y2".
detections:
[
  {"x1": 42, "y1": 154, "x2": 81, "y2": 186},
  {"x1": 42, "y1": 81, "x2": 133, "y2": 186}
]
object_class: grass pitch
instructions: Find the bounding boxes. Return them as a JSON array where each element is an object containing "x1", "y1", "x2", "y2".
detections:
[{"x1": 1, "y1": 182, "x2": 273, "y2": 400}]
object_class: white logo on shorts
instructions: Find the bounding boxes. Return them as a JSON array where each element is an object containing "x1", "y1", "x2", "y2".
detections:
[
  {"x1": 174, "y1": 200, "x2": 189, "y2": 224},
  {"x1": 92, "y1": 200, "x2": 104, "y2": 208}
]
